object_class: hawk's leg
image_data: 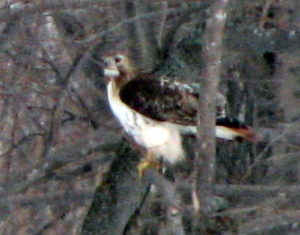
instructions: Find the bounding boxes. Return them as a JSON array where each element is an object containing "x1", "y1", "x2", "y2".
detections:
[{"x1": 137, "y1": 151, "x2": 161, "y2": 177}]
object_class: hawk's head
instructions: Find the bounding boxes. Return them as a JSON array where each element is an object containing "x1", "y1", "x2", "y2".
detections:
[{"x1": 103, "y1": 54, "x2": 134, "y2": 82}]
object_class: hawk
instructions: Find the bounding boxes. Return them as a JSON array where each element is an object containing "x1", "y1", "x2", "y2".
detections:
[{"x1": 102, "y1": 54, "x2": 256, "y2": 173}]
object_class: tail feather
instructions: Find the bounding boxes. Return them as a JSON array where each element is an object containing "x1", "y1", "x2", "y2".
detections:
[
  {"x1": 216, "y1": 117, "x2": 257, "y2": 142},
  {"x1": 177, "y1": 117, "x2": 257, "y2": 142}
]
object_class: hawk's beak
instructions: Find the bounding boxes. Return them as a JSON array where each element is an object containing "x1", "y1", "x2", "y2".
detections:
[
  {"x1": 103, "y1": 57, "x2": 120, "y2": 79},
  {"x1": 104, "y1": 68, "x2": 120, "y2": 77}
]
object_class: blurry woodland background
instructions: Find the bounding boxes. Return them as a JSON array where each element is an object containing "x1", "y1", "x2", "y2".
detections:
[{"x1": 0, "y1": 0, "x2": 300, "y2": 234}]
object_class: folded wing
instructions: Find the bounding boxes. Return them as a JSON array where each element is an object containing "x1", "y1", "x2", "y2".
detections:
[{"x1": 119, "y1": 78, "x2": 257, "y2": 141}]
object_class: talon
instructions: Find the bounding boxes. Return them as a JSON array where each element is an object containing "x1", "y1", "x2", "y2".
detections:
[{"x1": 137, "y1": 159, "x2": 161, "y2": 177}]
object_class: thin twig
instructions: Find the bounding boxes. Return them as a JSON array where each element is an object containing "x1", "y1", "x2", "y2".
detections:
[
  {"x1": 241, "y1": 124, "x2": 293, "y2": 182},
  {"x1": 239, "y1": 210, "x2": 300, "y2": 234},
  {"x1": 258, "y1": 0, "x2": 274, "y2": 29},
  {"x1": 0, "y1": 131, "x2": 119, "y2": 197},
  {"x1": 157, "y1": 1, "x2": 168, "y2": 48}
]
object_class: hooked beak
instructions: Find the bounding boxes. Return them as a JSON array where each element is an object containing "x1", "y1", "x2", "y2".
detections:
[
  {"x1": 103, "y1": 57, "x2": 120, "y2": 78},
  {"x1": 104, "y1": 67, "x2": 120, "y2": 77}
]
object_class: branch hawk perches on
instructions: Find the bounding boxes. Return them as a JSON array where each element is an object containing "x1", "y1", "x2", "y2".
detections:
[{"x1": 102, "y1": 54, "x2": 256, "y2": 168}]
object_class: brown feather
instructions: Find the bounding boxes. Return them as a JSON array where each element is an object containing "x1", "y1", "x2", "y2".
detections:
[{"x1": 119, "y1": 78, "x2": 198, "y2": 125}]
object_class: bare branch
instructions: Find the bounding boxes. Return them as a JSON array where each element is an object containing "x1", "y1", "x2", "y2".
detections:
[
  {"x1": 0, "y1": 131, "x2": 119, "y2": 197},
  {"x1": 79, "y1": 5, "x2": 207, "y2": 46},
  {"x1": 213, "y1": 184, "x2": 300, "y2": 197},
  {"x1": 0, "y1": 0, "x2": 108, "y2": 23},
  {"x1": 239, "y1": 210, "x2": 300, "y2": 234},
  {"x1": 258, "y1": 0, "x2": 275, "y2": 29},
  {"x1": 118, "y1": 0, "x2": 159, "y2": 71}
]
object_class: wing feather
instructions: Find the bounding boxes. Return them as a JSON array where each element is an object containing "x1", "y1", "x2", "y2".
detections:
[{"x1": 119, "y1": 78, "x2": 200, "y2": 125}]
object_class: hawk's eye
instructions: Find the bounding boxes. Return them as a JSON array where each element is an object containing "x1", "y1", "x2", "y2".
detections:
[{"x1": 114, "y1": 56, "x2": 122, "y2": 63}]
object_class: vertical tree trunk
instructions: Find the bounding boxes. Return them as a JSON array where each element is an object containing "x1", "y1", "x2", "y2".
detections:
[{"x1": 193, "y1": 0, "x2": 229, "y2": 232}]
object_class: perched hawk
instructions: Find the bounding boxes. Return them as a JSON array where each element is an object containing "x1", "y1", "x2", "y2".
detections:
[{"x1": 102, "y1": 54, "x2": 256, "y2": 168}]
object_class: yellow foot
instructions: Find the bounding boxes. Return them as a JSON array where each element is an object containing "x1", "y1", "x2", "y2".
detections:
[{"x1": 137, "y1": 159, "x2": 161, "y2": 177}]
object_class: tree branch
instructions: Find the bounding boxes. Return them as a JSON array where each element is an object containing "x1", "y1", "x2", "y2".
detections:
[
  {"x1": 0, "y1": 131, "x2": 119, "y2": 197},
  {"x1": 239, "y1": 210, "x2": 300, "y2": 234}
]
